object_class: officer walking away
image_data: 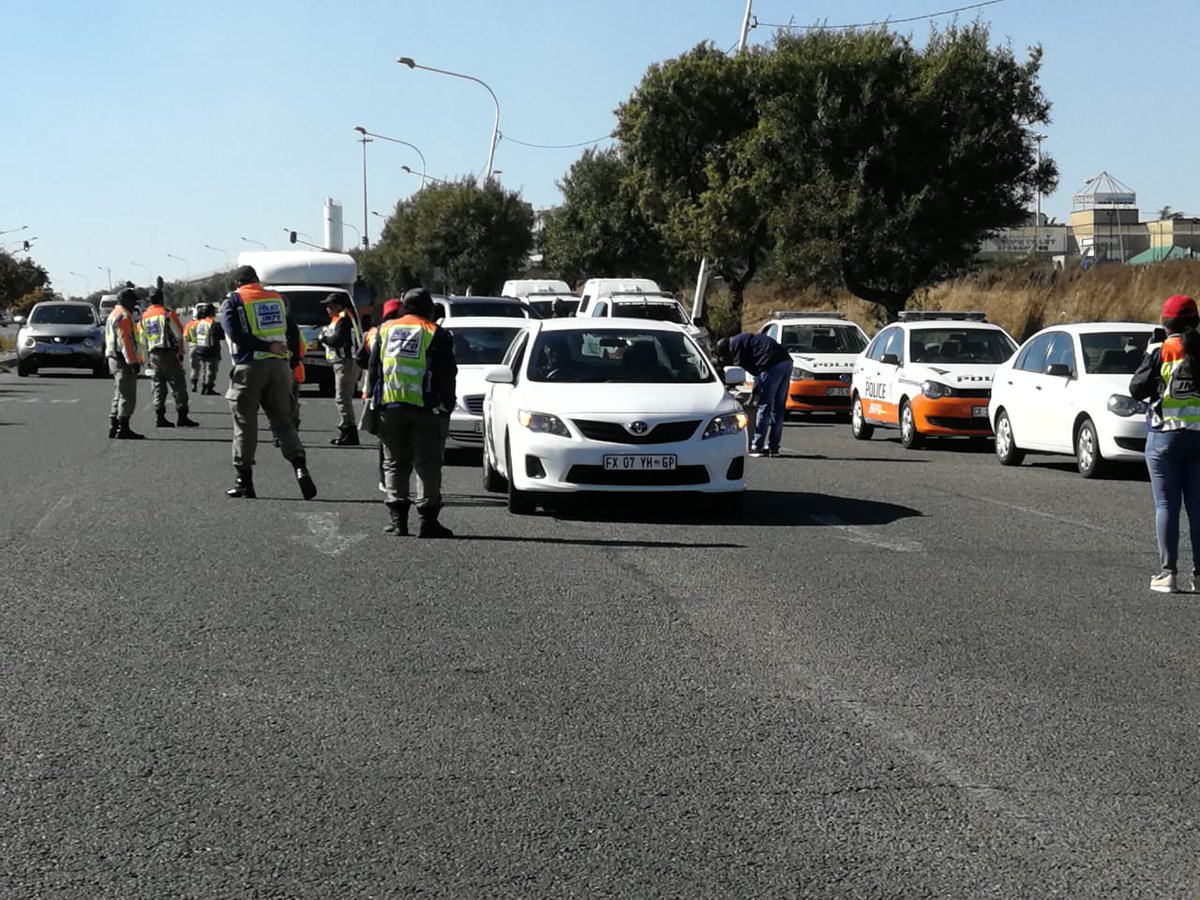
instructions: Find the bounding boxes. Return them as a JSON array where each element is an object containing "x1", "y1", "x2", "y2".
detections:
[
  {"x1": 716, "y1": 331, "x2": 793, "y2": 457},
  {"x1": 220, "y1": 265, "x2": 317, "y2": 501},
  {"x1": 183, "y1": 307, "x2": 203, "y2": 392},
  {"x1": 142, "y1": 284, "x2": 199, "y2": 428},
  {"x1": 359, "y1": 298, "x2": 405, "y2": 493},
  {"x1": 366, "y1": 287, "x2": 457, "y2": 538},
  {"x1": 104, "y1": 287, "x2": 145, "y2": 440},
  {"x1": 190, "y1": 303, "x2": 224, "y2": 395},
  {"x1": 1130, "y1": 294, "x2": 1200, "y2": 593},
  {"x1": 316, "y1": 293, "x2": 361, "y2": 446}
]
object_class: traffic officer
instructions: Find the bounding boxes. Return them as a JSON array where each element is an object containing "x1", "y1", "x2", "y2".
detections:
[
  {"x1": 359, "y1": 298, "x2": 404, "y2": 493},
  {"x1": 104, "y1": 287, "x2": 144, "y2": 440},
  {"x1": 316, "y1": 293, "x2": 360, "y2": 446},
  {"x1": 365, "y1": 287, "x2": 457, "y2": 538},
  {"x1": 182, "y1": 308, "x2": 203, "y2": 391},
  {"x1": 142, "y1": 285, "x2": 199, "y2": 428},
  {"x1": 716, "y1": 331, "x2": 793, "y2": 457},
  {"x1": 219, "y1": 265, "x2": 317, "y2": 501},
  {"x1": 190, "y1": 303, "x2": 224, "y2": 395}
]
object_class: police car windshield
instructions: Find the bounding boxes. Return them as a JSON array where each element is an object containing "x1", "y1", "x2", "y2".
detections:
[
  {"x1": 910, "y1": 328, "x2": 1015, "y2": 364},
  {"x1": 277, "y1": 289, "x2": 348, "y2": 327},
  {"x1": 1080, "y1": 332, "x2": 1151, "y2": 374},
  {"x1": 447, "y1": 326, "x2": 523, "y2": 365},
  {"x1": 528, "y1": 329, "x2": 713, "y2": 383},
  {"x1": 780, "y1": 323, "x2": 867, "y2": 354},
  {"x1": 30, "y1": 305, "x2": 96, "y2": 325}
]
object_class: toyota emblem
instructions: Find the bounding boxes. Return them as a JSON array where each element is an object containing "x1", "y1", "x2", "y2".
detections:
[{"x1": 628, "y1": 421, "x2": 649, "y2": 435}]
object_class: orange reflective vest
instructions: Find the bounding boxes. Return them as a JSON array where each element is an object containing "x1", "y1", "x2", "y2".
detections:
[
  {"x1": 142, "y1": 304, "x2": 184, "y2": 358},
  {"x1": 294, "y1": 334, "x2": 307, "y2": 384},
  {"x1": 105, "y1": 306, "x2": 139, "y2": 365},
  {"x1": 360, "y1": 326, "x2": 380, "y2": 398}
]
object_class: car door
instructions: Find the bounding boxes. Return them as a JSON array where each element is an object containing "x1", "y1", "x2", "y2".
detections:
[
  {"x1": 859, "y1": 327, "x2": 901, "y2": 424},
  {"x1": 1001, "y1": 332, "x2": 1053, "y2": 447},
  {"x1": 486, "y1": 329, "x2": 529, "y2": 476},
  {"x1": 1032, "y1": 331, "x2": 1079, "y2": 452}
]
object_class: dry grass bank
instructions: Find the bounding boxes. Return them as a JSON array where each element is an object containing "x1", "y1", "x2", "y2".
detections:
[{"x1": 731, "y1": 260, "x2": 1200, "y2": 341}]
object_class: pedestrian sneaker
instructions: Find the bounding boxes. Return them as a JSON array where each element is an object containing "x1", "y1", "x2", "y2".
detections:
[
  {"x1": 1150, "y1": 571, "x2": 1178, "y2": 593},
  {"x1": 749, "y1": 448, "x2": 766, "y2": 458}
]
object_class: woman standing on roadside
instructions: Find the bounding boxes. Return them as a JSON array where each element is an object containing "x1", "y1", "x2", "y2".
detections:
[{"x1": 1130, "y1": 294, "x2": 1200, "y2": 593}]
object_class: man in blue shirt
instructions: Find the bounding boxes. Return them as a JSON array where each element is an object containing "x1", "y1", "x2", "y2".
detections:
[{"x1": 717, "y1": 332, "x2": 793, "y2": 457}]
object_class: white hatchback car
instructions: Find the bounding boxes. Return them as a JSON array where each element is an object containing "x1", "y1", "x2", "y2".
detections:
[
  {"x1": 481, "y1": 318, "x2": 749, "y2": 515},
  {"x1": 989, "y1": 322, "x2": 1156, "y2": 477},
  {"x1": 758, "y1": 311, "x2": 869, "y2": 417},
  {"x1": 441, "y1": 317, "x2": 531, "y2": 449}
]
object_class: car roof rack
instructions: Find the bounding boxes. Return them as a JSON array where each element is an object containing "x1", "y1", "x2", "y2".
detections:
[
  {"x1": 768, "y1": 310, "x2": 847, "y2": 320},
  {"x1": 897, "y1": 310, "x2": 987, "y2": 322}
]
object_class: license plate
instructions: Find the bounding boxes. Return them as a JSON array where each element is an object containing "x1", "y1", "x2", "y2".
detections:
[
  {"x1": 43, "y1": 346, "x2": 71, "y2": 354},
  {"x1": 972, "y1": 406, "x2": 988, "y2": 417},
  {"x1": 473, "y1": 421, "x2": 483, "y2": 433},
  {"x1": 603, "y1": 454, "x2": 677, "y2": 471},
  {"x1": 826, "y1": 386, "x2": 850, "y2": 397}
]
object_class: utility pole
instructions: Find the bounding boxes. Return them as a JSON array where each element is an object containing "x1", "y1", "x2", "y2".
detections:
[{"x1": 737, "y1": 0, "x2": 754, "y2": 53}]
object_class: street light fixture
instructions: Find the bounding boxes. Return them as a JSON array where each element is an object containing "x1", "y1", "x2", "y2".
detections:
[
  {"x1": 203, "y1": 243, "x2": 231, "y2": 268},
  {"x1": 356, "y1": 125, "x2": 428, "y2": 190},
  {"x1": 343, "y1": 221, "x2": 362, "y2": 245},
  {"x1": 401, "y1": 165, "x2": 449, "y2": 187},
  {"x1": 166, "y1": 253, "x2": 191, "y2": 278},
  {"x1": 69, "y1": 271, "x2": 90, "y2": 294},
  {"x1": 130, "y1": 260, "x2": 152, "y2": 282},
  {"x1": 241, "y1": 236, "x2": 267, "y2": 249},
  {"x1": 0, "y1": 224, "x2": 28, "y2": 237},
  {"x1": 396, "y1": 56, "x2": 499, "y2": 180}
]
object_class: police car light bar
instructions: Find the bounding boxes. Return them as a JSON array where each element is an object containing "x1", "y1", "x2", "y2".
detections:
[
  {"x1": 896, "y1": 310, "x2": 987, "y2": 322},
  {"x1": 768, "y1": 310, "x2": 847, "y2": 320}
]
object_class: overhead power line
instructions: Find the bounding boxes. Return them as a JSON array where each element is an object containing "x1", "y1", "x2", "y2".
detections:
[
  {"x1": 754, "y1": 0, "x2": 1005, "y2": 31},
  {"x1": 498, "y1": 132, "x2": 615, "y2": 150}
]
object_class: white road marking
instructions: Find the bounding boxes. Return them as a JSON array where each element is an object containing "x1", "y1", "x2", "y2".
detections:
[
  {"x1": 0, "y1": 397, "x2": 81, "y2": 404},
  {"x1": 810, "y1": 515, "x2": 924, "y2": 552},
  {"x1": 938, "y1": 490, "x2": 1105, "y2": 533},
  {"x1": 290, "y1": 511, "x2": 366, "y2": 557},
  {"x1": 33, "y1": 494, "x2": 72, "y2": 534}
]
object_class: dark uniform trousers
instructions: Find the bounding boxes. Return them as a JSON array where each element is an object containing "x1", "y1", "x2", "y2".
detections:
[
  {"x1": 332, "y1": 359, "x2": 358, "y2": 429},
  {"x1": 108, "y1": 359, "x2": 138, "y2": 418},
  {"x1": 150, "y1": 350, "x2": 189, "y2": 412},
  {"x1": 226, "y1": 358, "x2": 305, "y2": 468},
  {"x1": 379, "y1": 405, "x2": 450, "y2": 510}
]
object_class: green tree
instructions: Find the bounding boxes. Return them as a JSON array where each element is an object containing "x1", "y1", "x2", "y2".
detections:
[
  {"x1": 541, "y1": 147, "x2": 677, "y2": 288},
  {"x1": 365, "y1": 178, "x2": 534, "y2": 296},
  {"x1": 616, "y1": 43, "x2": 771, "y2": 324},
  {"x1": 756, "y1": 25, "x2": 1057, "y2": 321},
  {"x1": 0, "y1": 251, "x2": 50, "y2": 311}
]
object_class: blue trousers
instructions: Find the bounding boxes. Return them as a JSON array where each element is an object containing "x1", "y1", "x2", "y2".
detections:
[
  {"x1": 1145, "y1": 429, "x2": 1200, "y2": 574},
  {"x1": 752, "y1": 359, "x2": 793, "y2": 453}
]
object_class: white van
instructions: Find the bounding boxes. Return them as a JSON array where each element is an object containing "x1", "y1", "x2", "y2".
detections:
[
  {"x1": 577, "y1": 278, "x2": 662, "y2": 315},
  {"x1": 579, "y1": 291, "x2": 709, "y2": 350},
  {"x1": 500, "y1": 278, "x2": 571, "y2": 298},
  {"x1": 97, "y1": 294, "x2": 119, "y2": 324}
]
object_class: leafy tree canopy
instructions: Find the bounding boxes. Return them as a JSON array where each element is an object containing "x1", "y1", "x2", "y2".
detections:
[{"x1": 0, "y1": 251, "x2": 50, "y2": 311}]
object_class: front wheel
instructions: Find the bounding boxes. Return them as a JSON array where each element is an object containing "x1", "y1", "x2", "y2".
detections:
[
  {"x1": 850, "y1": 394, "x2": 874, "y2": 440},
  {"x1": 505, "y1": 437, "x2": 537, "y2": 515},
  {"x1": 994, "y1": 410, "x2": 1025, "y2": 466},
  {"x1": 899, "y1": 399, "x2": 923, "y2": 449},
  {"x1": 1076, "y1": 417, "x2": 1107, "y2": 479},
  {"x1": 482, "y1": 439, "x2": 506, "y2": 493}
]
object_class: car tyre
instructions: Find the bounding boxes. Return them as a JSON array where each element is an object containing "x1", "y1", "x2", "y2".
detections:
[
  {"x1": 482, "y1": 440, "x2": 507, "y2": 493},
  {"x1": 505, "y1": 436, "x2": 536, "y2": 515},
  {"x1": 994, "y1": 410, "x2": 1024, "y2": 466},
  {"x1": 850, "y1": 394, "x2": 874, "y2": 440},
  {"x1": 899, "y1": 399, "x2": 923, "y2": 449},
  {"x1": 16, "y1": 357, "x2": 35, "y2": 377},
  {"x1": 1075, "y1": 417, "x2": 1107, "y2": 479}
]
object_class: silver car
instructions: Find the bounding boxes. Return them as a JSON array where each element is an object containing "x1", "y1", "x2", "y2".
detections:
[{"x1": 15, "y1": 301, "x2": 107, "y2": 377}]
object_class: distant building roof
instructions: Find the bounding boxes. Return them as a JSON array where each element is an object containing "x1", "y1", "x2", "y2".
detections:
[{"x1": 1128, "y1": 244, "x2": 1191, "y2": 265}]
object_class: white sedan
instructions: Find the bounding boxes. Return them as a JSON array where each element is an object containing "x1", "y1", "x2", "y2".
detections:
[
  {"x1": 442, "y1": 317, "x2": 531, "y2": 449},
  {"x1": 988, "y1": 322, "x2": 1156, "y2": 477},
  {"x1": 481, "y1": 318, "x2": 749, "y2": 515}
]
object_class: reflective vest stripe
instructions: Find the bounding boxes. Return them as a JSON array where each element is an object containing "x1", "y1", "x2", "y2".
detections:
[
  {"x1": 1159, "y1": 336, "x2": 1200, "y2": 430},
  {"x1": 142, "y1": 310, "x2": 168, "y2": 351},
  {"x1": 238, "y1": 287, "x2": 289, "y2": 360},
  {"x1": 105, "y1": 309, "x2": 138, "y2": 363},
  {"x1": 195, "y1": 321, "x2": 211, "y2": 346},
  {"x1": 380, "y1": 320, "x2": 435, "y2": 407}
]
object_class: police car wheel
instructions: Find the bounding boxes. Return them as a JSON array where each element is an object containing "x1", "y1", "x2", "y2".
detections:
[
  {"x1": 899, "y1": 400, "x2": 923, "y2": 449},
  {"x1": 850, "y1": 395, "x2": 874, "y2": 441},
  {"x1": 994, "y1": 410, "x2": 1024, "y2": 466},
  {"x1": 1075, "y1": 417, "x2": 1107, "y2": 479}
]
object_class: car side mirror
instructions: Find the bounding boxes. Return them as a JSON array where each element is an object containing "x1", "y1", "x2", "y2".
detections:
[
  {"x1": 484, "y1": 365, "x2": 515, "y2": 385},
  {"x1": 881, "y1": 352, "x2": 900, "y2": 366},
  {"x1": 722, "y1": 365, "x2": 747, "y2": 386},
  {"x1": 12, "y1": 315, "x2": 25, "y2": 325},
  {"x1": 1045, "y1": 363, "x2": 1072, "y2": 378},
  {"x1": 1152, "y1": 326, "x2": 1167, "y2": 344}
]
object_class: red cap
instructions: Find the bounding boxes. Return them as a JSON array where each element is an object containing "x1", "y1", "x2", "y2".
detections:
[
  {"x1": 382, "y1": 298, "x2": 403, "y2": 318},
  {"x1": 1163, "y1": 294, "x2": 1198, "y2": 319}
]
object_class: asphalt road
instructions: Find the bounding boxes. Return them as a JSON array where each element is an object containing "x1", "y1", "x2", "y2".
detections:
[{"x1": 1, "y1": 370, "x2": 1197, "y2": 898}]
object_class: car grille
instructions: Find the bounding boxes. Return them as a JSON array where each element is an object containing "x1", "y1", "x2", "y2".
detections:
[
  {"x1": 35, "y1": 336, "x2": 84, "y2": 345},
  {"x1": 927, "y1": 415, "x2": 991, "y2": 430},
  {"x1": 790, "y1": 393, "x2": 851, "y2": 408},
  {"x1": 463, "y1": 395, "x2": 485, "y2": 416},
  {"x1": 571, "y1": 419, "x2": 701, "y2": 444},
  {"x1": 949, "y1": 388, "x2": 991, "y2": 399},
  {"x1": 565, "y1": 465, "x2": 710, "y2": 486}
]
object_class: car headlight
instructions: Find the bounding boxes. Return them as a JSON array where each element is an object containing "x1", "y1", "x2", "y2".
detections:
[
  {"x1": 921, "y1": 380, "x2": 951, "y2": 399},
  {"x1": 22, "y1": 337, "x2": 35, "y2": 349},
  {"x1": 1107, "y1": 394, "x2": 1147, "y2": 417},
  {"x1": 517, "y1": 409, "x2": 570, "y2": 437},
  {"x1": 83, "y1": 338, "x2": 96, "y2": 348},
  {"x1": 703, "y1": 411, "x2": 749, "y2": 439},
  {"x1": 792, "y1": 366, "x2": 815, "y2": 380}
]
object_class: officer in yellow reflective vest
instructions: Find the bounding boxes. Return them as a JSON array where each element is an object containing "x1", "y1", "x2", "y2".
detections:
[
  {"x1": 317, "y1": 293, "x2": 362, "y2": 445},
  {"x1": 142, "y1": 286, "x2": 199, "y2": 428},
  {"x1": 218, "y1": 265, "x2": 317, "y2": 500},
  {"x1": 365, "y1": 287, "x2": 457, "y2": 537}
]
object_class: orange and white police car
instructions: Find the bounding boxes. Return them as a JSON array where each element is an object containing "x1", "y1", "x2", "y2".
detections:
[
  {"x1": 757, "y1": 311, "x2": 869, "y2": 417},
  {"x1": 850, "y1": 312, "x2": 1018, "y2": 448}
]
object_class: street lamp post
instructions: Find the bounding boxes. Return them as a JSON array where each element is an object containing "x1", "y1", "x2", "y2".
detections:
[
  {"x1": 130, "y1": 260, "x2": 152, "y2": 282},
  {"x1": 352, "y1": 127, "x2": 374, "y2": 249},
  {"x1": 356, "y1": 125, "x2": 428, "y2": 190},
  {"x1": 203, "y1": 244, "x2": 231, "y2": 269},
  {"x1": 0, "y1": 224, "x2": 28, "y2": 238},
  {"x1": 240, "y1": 236, "x2": 267, "y2": 250},
  {"x1": 396, "y1": 57, "x2": 499, "y2": 180},
  {"x1": 97, "y1": 266, "x2": 112, "y2": 290},
  {"x1": 401, "y1": 165, "x2": 448, "y2": 186},
  {"x1": 166, "y1": 254, "x2": 190, "y2": 278}
]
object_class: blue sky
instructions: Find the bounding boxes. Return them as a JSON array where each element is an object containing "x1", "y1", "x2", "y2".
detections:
[{"x1": 5, "y1": 0, "x2": 1200, "y2": 294}]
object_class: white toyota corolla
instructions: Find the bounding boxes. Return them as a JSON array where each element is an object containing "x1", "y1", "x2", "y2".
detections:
[{"x1": 481, "y1": 318, "x2": 749, "y2": 515}]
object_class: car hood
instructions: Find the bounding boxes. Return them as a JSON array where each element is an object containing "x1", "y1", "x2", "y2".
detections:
[
  {"x1": 457, "y1": 365, "x2": 501, "y2": 399},
  {"x1": 21, "y1": 324, "x2": 100, "y2": 339},
  {"x1": 790, "y1": 351, "x2": 857, "y2": 372},
  {"x1": 518, "y1": 380, "x2": 739, "y2": 417},
  {"x1": 907, "y1": 362, "x2": 1002, "y2": 387}
]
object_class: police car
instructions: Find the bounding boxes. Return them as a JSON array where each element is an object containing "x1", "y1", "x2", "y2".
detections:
[
  {"x1": 850, "y1": 311, "x2": 1018, "y2": 448},
  {"x1": 758, "y1": 311, "x2": 869, "y2": 416}
]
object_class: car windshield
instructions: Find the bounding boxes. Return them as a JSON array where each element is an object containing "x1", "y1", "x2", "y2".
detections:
[
  {"x1": 447, "y1": 301, "x2": 529, "y2": 319},
  {"x1": 527, "y1": 298, "x2": 580, "y2": 318},
  {"x1": 277, "y1": 289, "x2": 350, "y2": 328},
  {"x1": 1080, "y1": 331, "x2": 1152, "y2": 374},
  {"x1": 609, "y1": 300, "x2": 689, "y2": 324},
  {"x1": 910, "y1": 328, "x2": 1015, "y2": 364},
  {"x1": 29, "y1": 305, "x2": 96, "y2": 326},
  {"x1": 528, "y1": 329, "x2": 713, "y2": 384},
  {"x1": 447, "y1": 325, "x2": 524, "y2": 365},
  {"x1": 779, "y1": 323, "x2": 867, "y2": 354}
]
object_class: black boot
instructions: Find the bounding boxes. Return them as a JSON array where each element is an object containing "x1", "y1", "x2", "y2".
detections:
[
  {"x1": 177, "y1": 409, "x2": 200, "y2": 428},
  {"x1": 384, "y1": 501, "x2": 410, "y2": 536},
  {"x1": 294, "y1": 462, "x2": 317, "y2": 500},
  {"x1": 108, "y1": 416, "x2": 119, "y2": 439},
  {"x1": 155, "y1": 410, "x2": 175, "y2": 428},
  {"x1": 226, "y1": 467, "x2": 255, "y2": 498},
  {"x1": 418, "y1": 506, "x2": 454, "y2": 539},
  {"x1": 115, "y1": 418, "x2": 145, "y2": 440},
  {"x1": 330, "y1": 427, "x2": 360, "y2": 446}
]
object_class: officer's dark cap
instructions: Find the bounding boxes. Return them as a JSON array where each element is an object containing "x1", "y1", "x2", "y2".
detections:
[
  {"x1": 117, "y1": 288, "x2": 140, "y2": 308},
  {"x1": 233, "y1": 265, "x2": 259, "y2": 285},
  {"x1": 402, "y1": 287, "x2": 433, "y2": 318},
  {"x1": 320, "y1": 293, "x2": 348, "y2": 307}
]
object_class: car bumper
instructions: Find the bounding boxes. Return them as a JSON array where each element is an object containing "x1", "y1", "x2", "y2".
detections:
[
  {"x1": 912, "y1": 395, "x2": 993, "y2": 436},
  {"x1": 449, "y1": 410, "x2": 486, "y2": 448},
  {"x1": 508, "y1": 430, "x2": 747, "y2": 494},
  {"x1": 787, "y1": 378, "x2": 852, "y2": 412},
  {"x1": 1099, "y1": 415, "x2": 1147, "y2": 460},
  {"x1": 19, "y1": 343, "x2": 104, "y2": 367}
]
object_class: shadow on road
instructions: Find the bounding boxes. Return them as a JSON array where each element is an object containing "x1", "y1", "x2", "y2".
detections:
[
  {"x1": 454, "y1": 534, "x2": 744, "y2": 550},
  {"x1": 777, "y1": 453, "x2": 928, "y2": 464}
]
